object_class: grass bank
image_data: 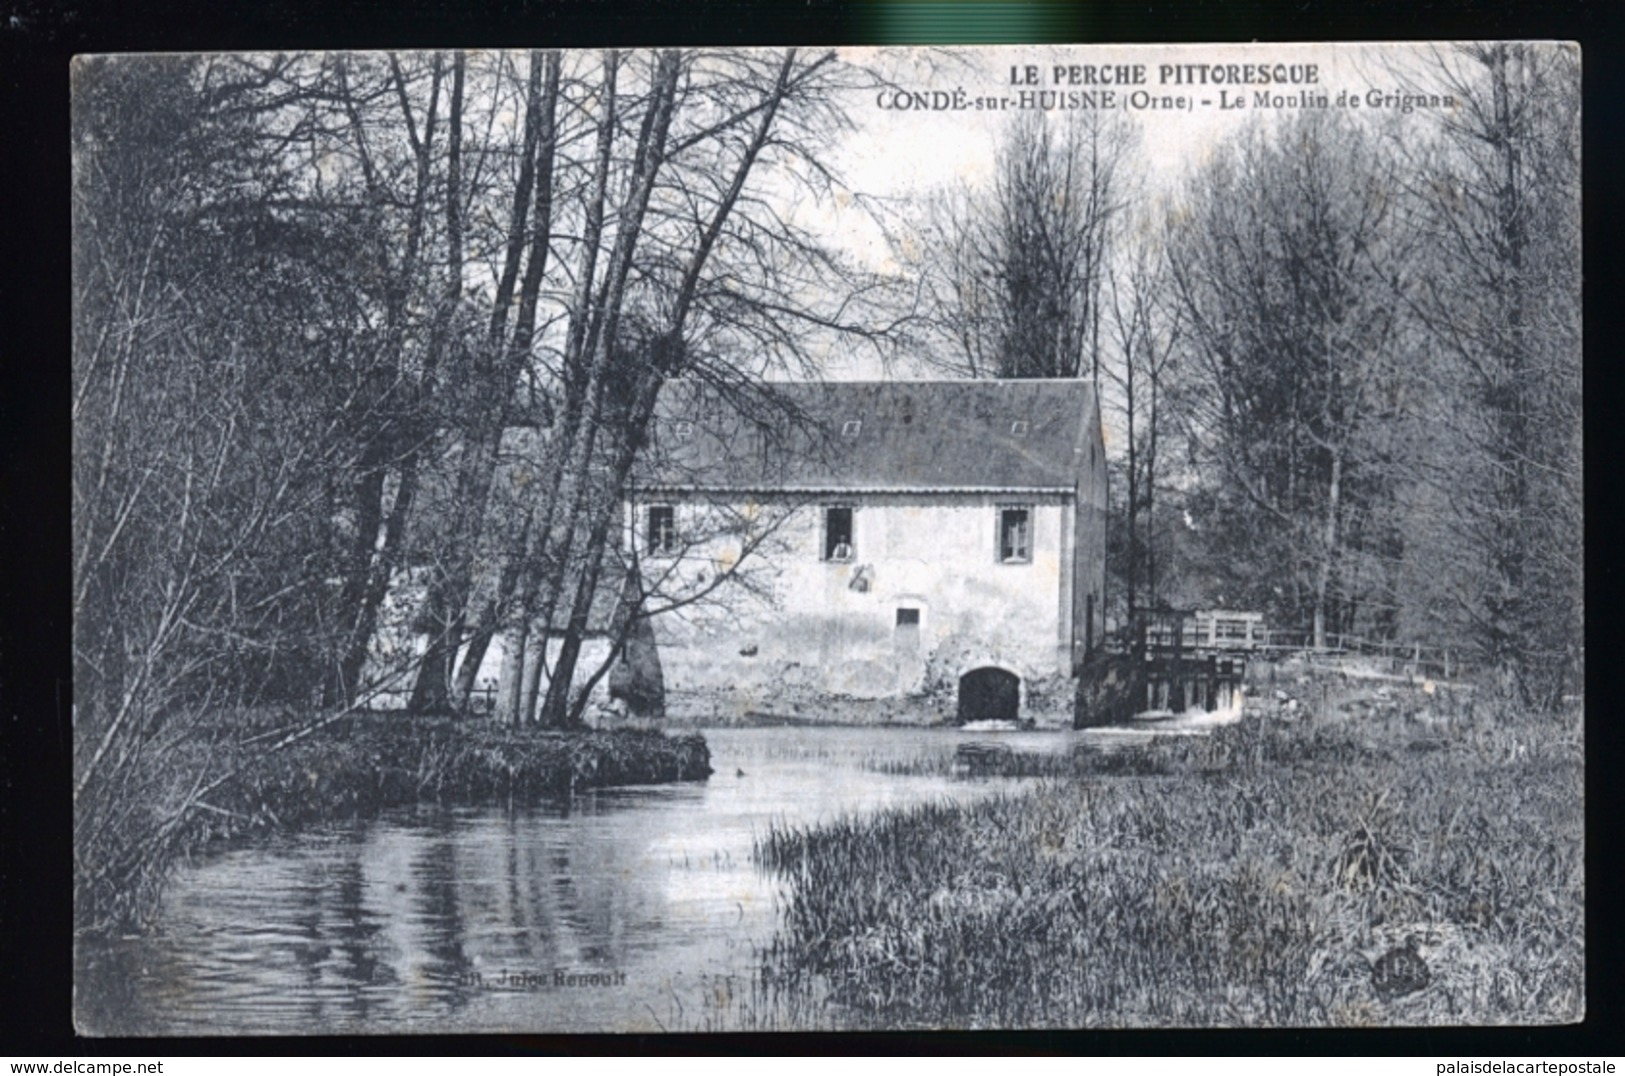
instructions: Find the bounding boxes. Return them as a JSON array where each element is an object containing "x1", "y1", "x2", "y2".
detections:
[
  {"x1": 194, "y1": 716, "x2": 712, "y2": 842},
  {"x1": 77, "y1": 716, "x2": 710, "y2": 934},
  {"x1": 754, "y1": 681, "x2": 1582, "y2": 1028}
]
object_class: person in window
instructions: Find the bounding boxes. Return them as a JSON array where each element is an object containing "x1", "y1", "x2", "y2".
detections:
[{"x1": 825, "y1": 506, "x2": 854, "y2": 561}]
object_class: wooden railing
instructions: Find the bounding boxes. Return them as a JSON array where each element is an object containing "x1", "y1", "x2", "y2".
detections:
[
  {"x1": 1247, "y1": 632, "x2": 1468, "y2": 679},
  {"x1": 1112, "y1": 613, "x2": 1473, "y2": 682}
]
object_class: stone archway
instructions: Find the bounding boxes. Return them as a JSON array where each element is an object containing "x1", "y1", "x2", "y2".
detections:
[{"x1": 957, "y1": 666, "x2": 1021, "y2": 724}]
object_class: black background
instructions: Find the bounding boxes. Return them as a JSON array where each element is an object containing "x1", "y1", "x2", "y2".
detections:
[{"x1": 3, "y1": 0, "x2": 1620, "y2": 1057}]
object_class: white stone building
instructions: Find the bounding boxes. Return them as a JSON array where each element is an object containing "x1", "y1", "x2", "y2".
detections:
[{"x1": 628, "y1": 379, "x2": 1107, "y2": 725}]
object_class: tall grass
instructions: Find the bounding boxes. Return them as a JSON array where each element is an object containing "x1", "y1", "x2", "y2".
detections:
[{"x1": 753, "y1": 689, "x2": 1582, "y2": 1028}]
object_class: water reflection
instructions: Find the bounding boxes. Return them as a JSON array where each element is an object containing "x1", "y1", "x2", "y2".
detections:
[{"x1": 77, "y1": 726, "x2": 1114, "y2": 1035}]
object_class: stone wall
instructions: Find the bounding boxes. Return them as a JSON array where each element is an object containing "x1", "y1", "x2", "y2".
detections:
[{"x1": 644, "y1": 494, "x2": 1079, "y2": 721}]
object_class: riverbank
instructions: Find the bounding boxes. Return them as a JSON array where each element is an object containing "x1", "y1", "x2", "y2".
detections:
[
  {"x1": 76, "y1": 716, "x2": 711, "y2": 936},
  {"x1": 616, "y1": 675, "x2": 1077, "y2": 730},
  {"x1": 195, "y1": 716, "x2": 713, "y2": 843},
  {"x1": 754, "y1": 677, "x2": 1583, "y2": 1028}
]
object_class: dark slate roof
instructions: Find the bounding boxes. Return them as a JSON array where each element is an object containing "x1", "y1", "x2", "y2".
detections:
[{"x1": 635, "y1": 379, "x2": 1097, "y2": 493}]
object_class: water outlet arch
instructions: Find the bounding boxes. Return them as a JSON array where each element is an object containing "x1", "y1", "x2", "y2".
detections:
[{"x1": 956, "y1": 666, "x2": 1021, "y2": 724}]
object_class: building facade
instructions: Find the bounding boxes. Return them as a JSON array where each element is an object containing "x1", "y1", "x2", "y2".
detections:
[{"x1": 629, "y1": 379, "x2": 1106, "y2": 725}]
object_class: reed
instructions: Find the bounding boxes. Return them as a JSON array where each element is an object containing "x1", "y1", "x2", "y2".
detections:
[{"x1": 754, "y1": 689, "x2": 1582, "y2": 1028}]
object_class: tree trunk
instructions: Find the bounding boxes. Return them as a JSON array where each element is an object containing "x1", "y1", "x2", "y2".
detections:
[
  {"x1": 1124, "y1": 328, "x2": 1139, "y2": 621},
  {"x1": 408, "y1": 51, "x2": 558, "y2": 714},
  {"x1": 1146, "y1": 372, "x2": 1159, "y2": 607},
  {"x1": 603, "y1": 615, "x2": 664, "y2": 722},
  {"x1": 495, "y1": 617, "x2": 532, "y2": 724},
  {"x1": 516, "y1": 54, "x2": 681, "y2": 711},
  {"x1": 332, "y1": 450, "x2": 389, "y2": 704},
  {"x1": 451, "y1": 599, "x2": 499, "y2": 708},
  {"x1": 537, "y1": 388, "x2": 658, "y2": 728},
  {"x1": 518, "y1": 626, "x2": 548, "y2": 726},
  {"x1": 330, "y1": 52, "x2": 447, "y2": 711},
  {"x1": 1312, "y1": 450, "x2": 1342, "y2": 651},
  {"x1": 539, "y1": 55, "x2": 795, "y2": 727}
]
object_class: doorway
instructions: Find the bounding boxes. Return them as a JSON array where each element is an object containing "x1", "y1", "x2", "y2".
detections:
[{"x1": 957, "y1": 667, "x2": 1020, "y2": 724}]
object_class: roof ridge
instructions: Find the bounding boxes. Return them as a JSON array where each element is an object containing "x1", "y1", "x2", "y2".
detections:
[{"x1": 643, "y1": 378, "x2": 1099, "y2": 492}]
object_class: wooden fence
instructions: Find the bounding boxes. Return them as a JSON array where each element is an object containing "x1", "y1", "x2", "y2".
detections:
[
  {"x1": 1246, "y1": 632, "x2": 1466, "y2": 680},
  {"x1": 1115, "y1": 609, "x2": 1472, "y2": 682}
]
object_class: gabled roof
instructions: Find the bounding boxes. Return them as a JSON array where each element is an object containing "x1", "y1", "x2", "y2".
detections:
[{"x1": 635, "y1": 378, "x2": 1098, "y2": 494}]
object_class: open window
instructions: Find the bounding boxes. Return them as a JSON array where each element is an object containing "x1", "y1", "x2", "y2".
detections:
[
  {"x1": 646, "y1": 504, "x2": 676, "y2": 555},
  {"x1": 823, "y1": 506, "x2": 854, "y2": 561},
  {"x1": 998, "y1": 506, "x2": 1032, "y2": 563}
]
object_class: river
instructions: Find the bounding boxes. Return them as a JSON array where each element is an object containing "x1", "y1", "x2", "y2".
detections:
[{"x1": 74, "y1": 724, "x2": 1185, "y2": 1035}]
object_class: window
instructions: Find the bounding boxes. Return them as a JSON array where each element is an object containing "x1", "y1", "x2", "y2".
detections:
[
  {"x1": 999, "y1": 506, "x2": 1032, "y2": 563},
  {"x1": 647, "y1": 505, "x2": 676, "y2": 554},
  {"x1": 896, "y1": 608, "x2": 920, "y2": 627},
  {"x1": 824, "y1": 506, "x2": 854, "y2": 561}
]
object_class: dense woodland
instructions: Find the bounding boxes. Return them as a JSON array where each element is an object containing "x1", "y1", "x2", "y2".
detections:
[
  {"x1": 73, "y1": 46, "x2": 1579, "y2": 933},
  {"x1": 910, "y1": 44, "x2": 1580, "y2": 708}
]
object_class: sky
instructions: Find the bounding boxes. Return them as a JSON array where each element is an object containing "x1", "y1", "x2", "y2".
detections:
[
  {"x1": 829, "y1": 43, "x2": 1439, "y2": 203},
  {"x1": 788, "y1": 42, "x2": 1456, "y2": 380}
]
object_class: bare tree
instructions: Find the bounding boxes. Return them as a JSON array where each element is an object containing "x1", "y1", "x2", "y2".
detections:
[
  {"x1": 69, "y1": 48, "x2": 911, "y2": 933},
  {"x1": 1163, "y1": 111, "x2": 1411, "y2": 647},
  {"x1": 1396, "y1": 44, "x2": 1581, "y2": 707},
  {"x1": 72, "y1": 54, "x2": 416, "y2": 930},
  {"x1": 324, "y1": 51, "x2": 453, "y2": 708},
  {"x1": 1101, "y1": 235, "x2": 1179, "y2": 622},
  {"x1": 451, "y1": 48, "x2": 902, "y2": 727},
  {"x1": 566, "y1": 491, "x2": 806, "y2": 726},
  {"x1": 406, "y1": 49, "x2": 560, "y2": 714},
  {"x1": 912, "y1": 110, "x2": 1134, "y2": 382}
]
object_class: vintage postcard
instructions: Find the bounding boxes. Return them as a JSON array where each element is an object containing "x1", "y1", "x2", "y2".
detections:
[{"x1": 72, "y1": 42, "x2": 1581, "y2": 1033}]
